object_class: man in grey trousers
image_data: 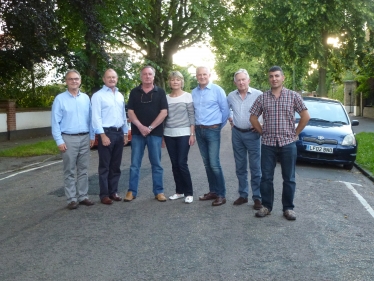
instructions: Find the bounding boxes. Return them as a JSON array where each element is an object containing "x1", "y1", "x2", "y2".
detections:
[{"x1": 51, "y1": 69, "x2": 95, "y2": 210}]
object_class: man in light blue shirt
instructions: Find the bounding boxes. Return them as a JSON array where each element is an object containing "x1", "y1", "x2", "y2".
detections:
[
  {"x1": 91, "y1": 69, "x2": 129, "y2": 205},
  {"x1": 51, "y1": 69, "x2": 95, "y2": 210},
  {"x1": 227, "y1": 69, "x2": 263, "y2": 210},
  {"x1": 192, "y1": 66, "x2": 229, "y2": 206}
]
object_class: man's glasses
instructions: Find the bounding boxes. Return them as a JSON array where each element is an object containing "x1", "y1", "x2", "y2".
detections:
[
  {"x1": 141, "y1": 93, "x2": 153, "y2": 103},
  {"x1": 67, "y1": 78, "x2": 80, "y2": 82}
]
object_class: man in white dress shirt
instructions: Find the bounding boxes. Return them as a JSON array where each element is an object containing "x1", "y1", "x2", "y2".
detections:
[{"x1": 91, "y1": 69, "x2": 129, "y2": 205}]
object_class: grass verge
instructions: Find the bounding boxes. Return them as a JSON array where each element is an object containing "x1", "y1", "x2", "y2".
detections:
[
  {"x1": 0, "y1": 140, "x2": 59, "y2": 157},
  {"x1": 355, "y1": 132, "x2": 374, "y2": 175}
]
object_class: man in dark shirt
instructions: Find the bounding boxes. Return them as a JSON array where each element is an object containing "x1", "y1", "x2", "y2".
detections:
[{"x1": 124, "y1": 66, "x2": 168, "y2": 202}]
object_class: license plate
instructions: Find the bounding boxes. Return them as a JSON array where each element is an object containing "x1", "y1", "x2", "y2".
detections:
[{"x1": 306, "y1": 145, "x2": 333, "y2": 154}]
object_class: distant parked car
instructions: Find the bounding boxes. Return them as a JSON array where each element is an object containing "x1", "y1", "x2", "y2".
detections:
[{"x1": 295, "y1": 97, "x2": 359, "y2": 170}]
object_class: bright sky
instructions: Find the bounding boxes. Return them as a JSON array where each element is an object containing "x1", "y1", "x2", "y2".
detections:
[{"x1": 173, "y1": 44, "x2": 217, "y2": 80}]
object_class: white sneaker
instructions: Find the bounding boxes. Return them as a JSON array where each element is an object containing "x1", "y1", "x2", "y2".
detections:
[
  {"x1": 185, "y1": 196, "x2": 193, "y2": 204},
  {"x1": 169, "y1": 193, "x2": 184, "y2": 200}
]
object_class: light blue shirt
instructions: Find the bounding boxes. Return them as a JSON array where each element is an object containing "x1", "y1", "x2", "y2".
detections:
[
  {"x1": 192, "y1": 82, "x2": 229, "y2": 127},
  {"x1": 51, "y1": 90, "x2": 95, "y2": 146},
  {"x1": 91, "y1": 85, "x2": 128, "y2": 134},
  {"x1": 227, "y1": 87, "x2": 263, "y2": 129}
]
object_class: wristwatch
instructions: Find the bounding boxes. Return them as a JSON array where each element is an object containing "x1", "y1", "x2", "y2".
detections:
[{"x1": 148, "y1": 126, "x2": 153, "y2": 131}]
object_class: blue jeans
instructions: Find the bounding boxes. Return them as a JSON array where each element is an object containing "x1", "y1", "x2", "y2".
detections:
[
  {"x1": 260, "y1": 142, "x2": 297, "y2": 212},
  {"x1": 164, "y1": 135, "x2": 193, "y2": 196},
  {"x1": 231, "y1": 128, "x2": 261, "y2": 201},
  {"x1": 195, "y1": 126, "x2": 226, "y2": 197},
  {"x1": 128, "y1": 134, "x2": 163, "y2": 197}
]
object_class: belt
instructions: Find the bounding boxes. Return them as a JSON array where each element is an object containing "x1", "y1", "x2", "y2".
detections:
[
  {"x1": 233, "y1": 126, "x2": 252, "y2": 133},
  {"x1": 62, "y1": 132, "x2": 89, "y2": 136},
  {"x1": 197, "y1": 124, "x2": 220, "y2": 129},
  {"x1": 103, "y1": 127, "x2": 123, "y2": 132}
]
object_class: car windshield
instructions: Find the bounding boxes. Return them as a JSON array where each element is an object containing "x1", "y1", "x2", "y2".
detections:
[{"x1": 295, "y1": 100, "x2": 349, "y2": 124}]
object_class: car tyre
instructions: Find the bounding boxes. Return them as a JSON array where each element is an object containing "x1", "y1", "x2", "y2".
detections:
[{"x1": 343, "y1": 163, "x2": 354, "y2": 170}]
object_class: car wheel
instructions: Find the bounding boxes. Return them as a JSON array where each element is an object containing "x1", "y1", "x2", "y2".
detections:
[{"x1": 343, "y1": 163, "x2": 354, "y2": 170}]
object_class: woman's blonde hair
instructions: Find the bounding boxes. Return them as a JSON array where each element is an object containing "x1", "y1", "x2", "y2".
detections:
[{"x1": 168, "y1": 71, "x2": 184, "y2": 88}]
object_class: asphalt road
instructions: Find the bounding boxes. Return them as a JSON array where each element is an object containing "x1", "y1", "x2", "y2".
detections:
[{"x1": 1, "y1": 125, "x2": 374, "y2": 281}]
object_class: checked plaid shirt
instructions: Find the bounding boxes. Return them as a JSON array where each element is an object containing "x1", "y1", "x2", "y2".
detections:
[{"x1": 250, "y1": 87, "x2": 307, "y2": 147}]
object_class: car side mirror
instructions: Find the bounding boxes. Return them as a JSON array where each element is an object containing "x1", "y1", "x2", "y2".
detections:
[{"x1": 351, "y1": 120, "x2": 359, "y2": 126}]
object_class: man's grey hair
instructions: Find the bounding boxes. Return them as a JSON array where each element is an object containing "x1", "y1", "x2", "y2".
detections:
[
  {"x1": 140, "y1": 65, "x2": 156, "y2": 78},
  {"x1": 233, "y1": 69, "x2": 250, "y2": 82},
  {"x1": 65, "y1": 69, "x2": 81, "y2": 79},
  {"x1": 196, "y1": 66, "x2": 210, "y2": 74}
]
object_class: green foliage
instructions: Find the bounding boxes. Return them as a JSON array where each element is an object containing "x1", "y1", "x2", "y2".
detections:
[
  {"x1": 355, "y1": 132, "x2": 374, "y2": 175},
  {"x1": 328, "y1": 84, "x2": 344, "y2": 103},
  {"x1": 213, "y1": 0, "x2": 374, "y2": 97},
  {"x1": 0, "y1": 0, "x2": 69, "y2": 79}
]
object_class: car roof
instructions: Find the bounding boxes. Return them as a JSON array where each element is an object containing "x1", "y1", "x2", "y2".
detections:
[{"x1": 302, "y1": 96, "x2": 342, "y2": 104}]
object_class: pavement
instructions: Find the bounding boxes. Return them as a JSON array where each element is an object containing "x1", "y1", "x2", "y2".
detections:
[{"x1": 0, "y1": 115, "x2": 373, "y2": 179}]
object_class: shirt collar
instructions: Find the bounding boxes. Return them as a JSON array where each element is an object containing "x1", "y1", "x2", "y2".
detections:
[
  {"x1": 102, "y1": 85, "x2": 119, "y2": 93},
  {"x1": 197, "y1": 82, "x2": 213, "y2": 90}
]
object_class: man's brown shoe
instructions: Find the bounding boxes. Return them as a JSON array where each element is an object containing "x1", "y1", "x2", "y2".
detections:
[
  {"x1": 212, "y1": 197, "x2": 226, "y2": 206},
  {"x1": 101, "y1": 197, "x2": 113, "y2": 205},
  {"x1": 67, "y1": 201, "x2": 79, "y2": 210},
  {"x1": 199, "y1": 192, "x2": 218, "y2": 201},
  {"x1": 109, "y1": 193, "x2": 122, "y2": 201},
  {"x1": 233, "y1": 197, "x2": 248, "y2": 205},
  {"x1": 155, "y1": 193, "x2": 167, "y2": 202},
  {"x1": 79, "y1": 198, "x2": 95, "y2": 206},
  {"x1": 123, "y1": 191, "x2": 136, "y2": 202},
  {"x1": 253, "y1": 199, "x2": 262, "y2": 210}
]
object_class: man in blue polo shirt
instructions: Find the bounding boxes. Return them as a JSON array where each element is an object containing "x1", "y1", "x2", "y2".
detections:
[
  {"x1": 51, "y1": 69, "x2": 95, "y2": 210},
  {"x1": 192, "y1": 66, "x2": 230, "y2": 206}
]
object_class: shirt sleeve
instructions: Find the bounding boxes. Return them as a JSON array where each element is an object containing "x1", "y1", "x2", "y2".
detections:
[
  {"x1": 51, "y1": 97, "x2": 64, "y2": 146},
  {"x1": 88, "y1": 99, "x2": 95, "y2": 140},
  {"x1": 218, "y1": 87, "x2": 230, "y2": 127},
  {"x1": 250, "y1": 95, "x2": 263, "y2": 117},
  {"x1": 294, "y1": 92, "x2": 308, "y2": 113},
  {"x1": 91, "y1": 92, "x2": 104, "y2": 134}
]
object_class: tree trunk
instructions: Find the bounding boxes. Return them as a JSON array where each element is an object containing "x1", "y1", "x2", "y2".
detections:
[
  {"x1": 318, "y1": 67, "x2": 327, "y2": 97},
  {"x1": 318, "y1": 32, "x2": 329, "y2": 97}
]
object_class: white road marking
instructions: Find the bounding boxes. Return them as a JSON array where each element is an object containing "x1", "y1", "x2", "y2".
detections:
[
  {"x1": 339, "y1": 181, "x2": 374, "y2": 218},
  {"x1": 0, "y1": 160, "x2": 62, "y2": 182}
]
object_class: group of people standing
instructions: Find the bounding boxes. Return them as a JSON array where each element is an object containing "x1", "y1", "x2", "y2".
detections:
[{"x1": 52, "y1": 64, "x2": 310, "y2": 221}]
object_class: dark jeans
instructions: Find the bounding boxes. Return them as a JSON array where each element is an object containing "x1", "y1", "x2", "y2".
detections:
[
  {"x1": 164, "y1": 135, "x2": 193, "y2": 196},
  {"x1": 260, "y1": 142, "x2": 297, "y2": 212},
  {"x1": 97, "y1": 129, "x2": 124, "y2": 199}
]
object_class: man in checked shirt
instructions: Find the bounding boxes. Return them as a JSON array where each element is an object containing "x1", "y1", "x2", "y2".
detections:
[{"x1": 250, "y1": 66, "x2": 310, "y2": 220}]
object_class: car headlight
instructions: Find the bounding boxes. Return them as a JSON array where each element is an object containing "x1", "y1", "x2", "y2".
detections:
[{"x1": 342, "y1": 134, "x2": 356, "y2": 146}]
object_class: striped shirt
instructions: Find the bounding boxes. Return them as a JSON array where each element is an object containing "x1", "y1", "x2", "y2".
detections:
[
  {"x1": 164, "y1": 92, "x2": 195, "y2": 137},
  {"x1": 227, "y1": 87, "x2": 263, "y2": 129},
  {"x1": 250, "y1": 87, "x2": 307, "y2": 147}
]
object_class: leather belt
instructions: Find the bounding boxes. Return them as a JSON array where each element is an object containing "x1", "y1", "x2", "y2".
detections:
[
  {"x1": 197, "y1": 124, "x2": 220, "y2": 129},
  {"x1": 233, "y1": 126, "x2": 252, "y2": 133},
  {"x1": 62, "y1": 132, "x2": 89, "y2": 136},
  {"x1": 103, "y1": 127, "x2": 123, "y2": 132}
]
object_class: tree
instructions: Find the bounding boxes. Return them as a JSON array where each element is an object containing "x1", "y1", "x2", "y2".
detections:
[
  {"x1": 0, "y1": 0, "x2": 69, "y2": 94},
  {"x1": 246, "y1": 0, "x2": 374, "y2": 96},
  {"x1": 113, "y1": 0, "x2": 229, "y2": 88}
]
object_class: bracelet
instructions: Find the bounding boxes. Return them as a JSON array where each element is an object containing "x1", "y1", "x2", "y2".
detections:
[
  {"x1": 124, "y1": 133, "x2": 128, "y2": 136},
  {"x1": 190, "y1": 133, "x2": 195, "y2": 136}
]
